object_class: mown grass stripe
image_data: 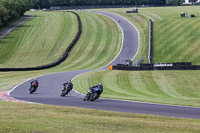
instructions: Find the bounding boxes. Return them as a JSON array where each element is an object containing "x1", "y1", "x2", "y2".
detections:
[
  {"x1": 0, "y1": 12, "x2": 77, "y2": 68},
  {"x1": 59, "y1": 12, "x2": 89, "y2": 67},
  {"x1": 154, "y1": 18, "x2": 200, "y2": 62},
  {"x1": 74, "y1": 13, "x2": 104, "y2": 69},
  {"x1": 68, "y1": 13, "x2": 99, "y2": 69},
  {"x1": 91, "y1": 13, "x2": 121, "y2": 68},
  {"x1": 116, "y1": 71, "x2": 142, "y2": 97},
  {"x1": 152, "y1": 72, "x2": 181, "y2": 98},
  {"x1": 73, "y1": 70, "x2": 200, "y2": 106},
  {"x1": 102, "y1": 71, "x2": 132, "y2": 97},
  {"x1": 54, "y1": 11, "x2": 121, "y2": 70}
]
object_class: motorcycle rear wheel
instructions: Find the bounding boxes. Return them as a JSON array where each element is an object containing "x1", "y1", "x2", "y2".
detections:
[
  {"x1": 29, "y1": 87, "x2": 35, "y2": 94},
  {"x1": 61, "y1": 89, "x2": 70, "y2": 97}
]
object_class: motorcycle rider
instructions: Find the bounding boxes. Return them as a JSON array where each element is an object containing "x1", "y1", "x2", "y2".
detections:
[
  {"x1": 84, "y1": 83, "x2": 103, "y2": 101},
  {"x1": 62, "y1": 80, "x2": 73, "y2": 91},
  {"x1": 30, "y1": 78, "x2": 39, "y2": 91},
  {"x1": 90, "y1": 83, "x2": 103, "y2": 92}
]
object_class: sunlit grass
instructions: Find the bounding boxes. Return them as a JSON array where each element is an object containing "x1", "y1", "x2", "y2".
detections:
[
  {"x1": 73, "y1": 70, "x2": 200, "y2": 107},
  {"x1": 0, "y1": 11, "x2": 78, "y2": 68},
  {"x1": 0, "y1": 7, "x2": 200, "y2": 132},
  {"x1": 0, "y1": 102, "x2": 200, "y2": 133}
]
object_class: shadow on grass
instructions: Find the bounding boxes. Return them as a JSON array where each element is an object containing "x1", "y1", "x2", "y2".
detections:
[
  {"x1": 14, "y1": 25, "x2": 33, "y2": 30},
  {"x1": 0, "y1": 36, "x2": 14, "y2": 44}
]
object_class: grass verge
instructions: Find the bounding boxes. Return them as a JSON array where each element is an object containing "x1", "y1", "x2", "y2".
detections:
[
  {"x1": 96, "y1": 6, "x2": 200, "y2": 65},
  {"x1": 0, "y1": 8, "x2": 200, "y2": 131},
  {"x1": 0, "y1": 102, "x2": 200, "y2": 133},
  {"x1": 73, "y1": 70, "x2": 200, "y2": 107},
  {"x1": 0, "y1": 11, "x2": 78, "y2": 68}
]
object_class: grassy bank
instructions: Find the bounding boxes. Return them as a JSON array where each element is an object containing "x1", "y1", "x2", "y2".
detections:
[
  {"x1": 0, "y1": 7, "x2": 200, "y2": 132},
  {"x1": 0, "y1": 11, "x2": 122, "y2": 70},
  {"x1": 50, "y1": 11, "x2": 122, "y2": 71},
  {"x1": 0, "y1": 11, "x2": 121, "y2": 90},
  {"x1": 0, "y1": 11, "x2": 78, "y2": 68},
  {"x1": 152, "y1": 7, "x2": 200, "y2": 64},
  {"x1": 93, "y1": 8, "x2": 150, "y2": 63},
  {"x1": 73, "y1": 70, "x2": 200, "y2": 107},
  {"x1": 97, "y1": 6, "x2": 200, "y2": 64},
  {"x1": 0, "y1": 102, "x2": 200, "y2": 133}
]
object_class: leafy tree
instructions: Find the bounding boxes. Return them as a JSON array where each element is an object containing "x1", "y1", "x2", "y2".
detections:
[
  {"x1": 166, "y1": 0, "x2": 184, "y2": 5},
  {"x1": 0, "y1": 5, "x2": 9, "y2": 26},
  {"x1": 0, "y1": 0, "x2": 33, "y2": 27},
  {"x1": 189, "y1": 0, "x2": 198, "y2": 4}
]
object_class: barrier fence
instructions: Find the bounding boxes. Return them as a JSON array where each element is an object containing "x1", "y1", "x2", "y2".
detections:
[
  {"x1": 51, "y1": 5, "x2": 136, "y2": 10},
  {"x1": 0, "y1": 11, "x2": 82, "y2": 72},
  {"x1": 148, "y1": 19, "x2": 153, "y2": 64},
  {"x1": 112, "y1": 62, "x2": 200, "y2": 71}
]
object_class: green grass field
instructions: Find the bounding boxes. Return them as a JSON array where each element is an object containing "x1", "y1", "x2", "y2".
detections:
[
  {"x1": 152, "y1": 7, "x2": 200, "y2": 64},
  {"x1": 0, "y1": 102, "x2": 200, "y2": 133},
  {"x1": 73, "y1": 70, "x2": 200, "y2": 107},
  {"x1": 0, "y1": 11, "x2": 78, "y2": 68},
  {"x1": 0, "y1": 7, "x2": 200, "y2": 132},
  {"x1": 0, "y1": 11, "x2": 122, "y2": 70},
  {"x1": 97, "y1": 6, "x2": 200, "y2": 64},
  {"x1": 51, "y1": 11, "x2": 122, "y2": 71},
  {"x1": 97, "y1": 8, "x2": 150, "y2": 63}
]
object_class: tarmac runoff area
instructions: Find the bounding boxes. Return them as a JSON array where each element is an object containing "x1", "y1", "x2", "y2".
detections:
[{"x1": 5, "y1": 11, "x2": 200, "y2": 120}]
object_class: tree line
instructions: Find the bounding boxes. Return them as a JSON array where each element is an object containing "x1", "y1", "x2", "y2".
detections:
[
  {"x1": 32, "y1": 0, "x2": 166, "y2": 9},
  {"x1": 166, "y1": 0, "x2": 198, "y2": 5},
  {"x1": 32, "y1": 0, "x2": 199, "y2": 9},
  {"x1": 0, "y1": 0, "x2": 33, "y2": 26},
  {"x1": 1, "y1": 0, "x2": 198, "y2": 27}
]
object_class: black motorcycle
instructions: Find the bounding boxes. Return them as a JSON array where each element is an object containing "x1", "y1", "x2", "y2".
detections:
[
  {"x1": 83, "y1": 88, "x2": 102, "y2": 101},
  {"x1": 61, "y1": 84, "x2": 72, "y2": 97},
  {"x1": 29, "y1": 83, "x2": 37, "y2": 94}
]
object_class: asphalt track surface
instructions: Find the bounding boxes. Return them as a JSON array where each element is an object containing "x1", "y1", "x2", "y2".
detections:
[{"x1": 10, "y1": 11, "x2": 200, "y2": 119}]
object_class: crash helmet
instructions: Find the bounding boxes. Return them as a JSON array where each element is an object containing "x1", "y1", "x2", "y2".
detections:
[
  {"x1": 98, "y1": 83, "x2": 102, "y2": 86},
  {"x1": 35, "y1": 78, "x2": 37, "y2": 81}
]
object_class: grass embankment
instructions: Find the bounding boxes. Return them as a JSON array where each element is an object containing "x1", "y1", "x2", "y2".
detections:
[
  {"x1": 0, "y1": 11, "x2": 122, "y2": 70},
  {"x1": 0, "y1": 102, "x2": 200, "y2": 133},
  {"x1": 151, "y1": 7, "x2": 200, "y2": 64},
  {"x1": 51, "y1": 11, "x2": 122, "y2": 70},
  {"x1": 0, "y1": 11, "x2": 122, "y2": 91},
  {"x1": 73, "y1": 70, "x2": 200, "y2": 107},
  {"x1": 98, "y1": 6, "x2": 200, "y2": 65},
  {"x1": 0, "y1": 8, "x2": 200, "y2": 132},
  {"x1": 0, "y1": 11, "x2": 78, "y2": 68},
  {"x1": 93, "y1": 8, "x2": 150, "y2": 63},
  {"x1": 73, "y1": 7, "x2": 200, "y2": 107}
]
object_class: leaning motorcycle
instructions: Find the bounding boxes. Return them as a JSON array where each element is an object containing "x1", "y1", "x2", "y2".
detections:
[
  {"x1": 83, "y1": 88, "x2": 102, "y2": 101},
  {"x1": 61, "y1": 84, "x2": 71, "y2": 97},
  {"x1": 29, "y1": 83, "x2": 37, "y2": 94}
]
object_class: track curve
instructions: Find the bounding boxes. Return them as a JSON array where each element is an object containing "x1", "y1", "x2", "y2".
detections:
[{"x1": 9, "y1": 11, "x2": 200, "y2": 119}]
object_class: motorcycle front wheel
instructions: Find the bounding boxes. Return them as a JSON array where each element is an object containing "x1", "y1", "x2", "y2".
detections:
[{"x1": 90, "y1": 93, "x2": 98, "y2": 101}]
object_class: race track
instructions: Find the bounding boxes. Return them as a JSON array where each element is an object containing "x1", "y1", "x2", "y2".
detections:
[{"x1": 9, "y1": 11, "x2": 200, "y2": 119}]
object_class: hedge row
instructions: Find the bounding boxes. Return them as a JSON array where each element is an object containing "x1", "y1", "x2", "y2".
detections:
[
  {"x1": 0, "y1": 0, "x2": 33, "y2": 26},
  {"x1": 0, "y1": 11, "x2": 82, "y2": 71}
]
